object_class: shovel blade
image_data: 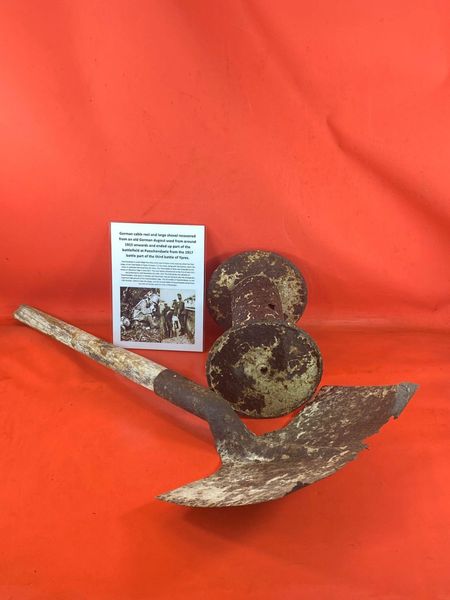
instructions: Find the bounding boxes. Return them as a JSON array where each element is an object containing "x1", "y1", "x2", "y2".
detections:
[{"x1": 157, "y1": 460, "x2": 312, "y2": 508}]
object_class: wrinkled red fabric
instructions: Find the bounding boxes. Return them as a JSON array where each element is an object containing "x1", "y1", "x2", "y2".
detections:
[{"x1": 1, "y1": 2, "x2": 449, "y2": 599}]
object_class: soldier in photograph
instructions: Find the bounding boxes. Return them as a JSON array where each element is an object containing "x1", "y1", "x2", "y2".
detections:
[{"x1": 172, "y1": 293, "x2": 187, "y2": 335}]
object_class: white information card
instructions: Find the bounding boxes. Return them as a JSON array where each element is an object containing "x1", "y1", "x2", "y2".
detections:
[{"x1": 111, "y1": 222, "x2": 205, "y2": 351}]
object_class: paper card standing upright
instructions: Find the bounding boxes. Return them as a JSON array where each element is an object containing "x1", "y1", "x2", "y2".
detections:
[{"x1": 111, "y1": 222, "x2": 205, "y2": 351}]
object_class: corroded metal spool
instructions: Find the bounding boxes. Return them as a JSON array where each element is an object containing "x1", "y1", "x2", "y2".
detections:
[{"x1": 207, "y1": 251, "x2": 323, "y2": 418}]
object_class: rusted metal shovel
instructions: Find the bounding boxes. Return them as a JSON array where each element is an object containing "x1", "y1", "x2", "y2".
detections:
[{"x1": 15, "y1": 305, "x2": 417, "y2": 508}]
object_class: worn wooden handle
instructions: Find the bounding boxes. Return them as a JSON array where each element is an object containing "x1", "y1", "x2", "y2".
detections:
[
  {"x1": 14, "y1": 305, "x2": 166, "y2": 390},
  {"x1": 14, "y1": 305, "x2": 252, "y2": 457}
]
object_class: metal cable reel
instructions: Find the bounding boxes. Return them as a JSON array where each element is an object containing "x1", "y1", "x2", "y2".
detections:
[{"x1": 206, "y1": 250, "x2": 323, "y2": 418}]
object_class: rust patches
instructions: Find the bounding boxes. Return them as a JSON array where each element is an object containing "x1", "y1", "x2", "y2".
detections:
[
  {"x1": 207, "y1": 250, "x2": 307, "y2": 329},
  {"x1": 157, "y1": 382, "x2": 418, "y2": 507},
  {"x1": 206, "y1": 252, "x2": 319, "y2": 418},
  {"x1": 207, "y1": 322, "x2": 322, "y2": 418},
  {"x1": 231, "y1": 275, "x2": 283, "y2": 326}
]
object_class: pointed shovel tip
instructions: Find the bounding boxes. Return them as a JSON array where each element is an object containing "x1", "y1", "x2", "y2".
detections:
[{"x1": 393, "y1": 382, "x2": 419, "y2": 418}]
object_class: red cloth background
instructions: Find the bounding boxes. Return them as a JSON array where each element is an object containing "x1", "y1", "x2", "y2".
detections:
[{"x1": 1, "y1": 2, "x2": 449, "y2": 599}]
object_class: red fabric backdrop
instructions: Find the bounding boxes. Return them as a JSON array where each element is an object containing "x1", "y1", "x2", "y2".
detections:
[{"x1": 1, "y1": 2, "x2": 449, "y2": 599}]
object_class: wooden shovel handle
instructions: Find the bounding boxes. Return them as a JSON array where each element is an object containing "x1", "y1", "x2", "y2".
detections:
[
  {"x1": 14, "y1": 305, "x2": 252, "y2": 457},
  {"x1": 14, "y1": 305, "x2": 166, "y2": 390}
]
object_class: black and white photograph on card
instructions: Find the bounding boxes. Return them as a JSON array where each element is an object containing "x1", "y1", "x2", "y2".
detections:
[{"x1": 120, "y1": 287, "x2": 195, "y2": 344}]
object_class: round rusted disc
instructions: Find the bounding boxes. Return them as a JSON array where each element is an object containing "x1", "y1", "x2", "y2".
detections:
[
  {"x1": 207, "y1": 251, "x2": 307, "y2": 329},
  {"x1": 206, "y1": 322, "x2": 322, "y2": 418}
]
